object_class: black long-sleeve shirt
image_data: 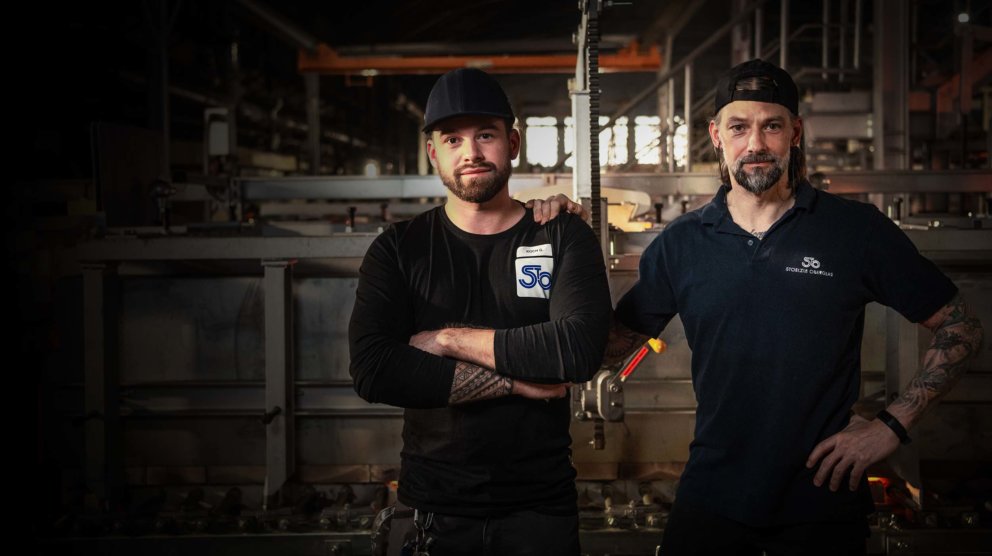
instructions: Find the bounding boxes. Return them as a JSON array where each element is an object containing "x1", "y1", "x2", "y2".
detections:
[{"x1": 349, "y1": 206, "x2": 611, "y2": 516}]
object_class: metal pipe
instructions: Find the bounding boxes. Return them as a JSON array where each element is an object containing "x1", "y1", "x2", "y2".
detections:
[
  {"x1": 235, "y1": 0, "x2": 319, "y2": 51},
  {"x1": 159, "y1": 0, "x2": 171, "y2": 183},
  {"x1": 663, "y1": 33, "x2": 674, "y2": 172},
  {"x1": 684, "y1": 63, "x2": 693, "y2": 172},
  {"x1": 305, "y1": 73, "x2": 320, "y2": 175},
  {"x1": 853, "y1": 0, "x2": 862, "y2": 69},
  {"x1": 839, "y1": 0, "x2": 848, "y2": 82},
  {"x1": 822, "y1": 0, "x2": 830, "y2": 81},
  {"x1": 755, "y1": 7, "x2": 764, "y2": 59},
  {"x1": 780, "y1": 0, "x2": 789, "y2": 68},
  {"x1": 668, "y1": 77, "x2": 676, "y2": 172},
  {"x1": 609, "y1": 0, "x2": 767, "y2": 122}
]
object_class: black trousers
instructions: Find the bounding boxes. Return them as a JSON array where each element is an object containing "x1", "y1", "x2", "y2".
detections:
[
  {"x1": 387, "y1": 504, "x2": 579, "y2": 556},
  {"x1": 660, "y1": 501, "x2": 869, "y2": 556}
]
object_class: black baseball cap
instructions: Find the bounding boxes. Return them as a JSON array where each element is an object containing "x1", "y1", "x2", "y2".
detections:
[
  {"x1": 422, "y1": 68, "x2": 515, "y2": 132},
  {"x1": 714, "y1": 59, "x2": 799, "y2": 115}
]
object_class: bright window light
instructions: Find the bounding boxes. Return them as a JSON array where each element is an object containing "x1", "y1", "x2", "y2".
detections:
[
  {"x1": 634, "y1": 115, "x2": 661, "y2": 165},
  {"x1": 525, "y1": 117, "x2": 558, "y2": 168}
]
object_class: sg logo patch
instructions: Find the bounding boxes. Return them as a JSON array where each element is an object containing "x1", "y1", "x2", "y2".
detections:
[{"x1": 515, "y1": 243, "x2": 554, "y2": 299}]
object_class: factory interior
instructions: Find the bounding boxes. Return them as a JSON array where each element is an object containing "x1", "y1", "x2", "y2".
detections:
[{"x1": 23, "y1": 0, "x2": 992, "y2": 554}]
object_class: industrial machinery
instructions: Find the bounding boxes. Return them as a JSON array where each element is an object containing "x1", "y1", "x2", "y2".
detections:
[{"x1": 34, "y1": 1, "x2": 992, "y2": 555}]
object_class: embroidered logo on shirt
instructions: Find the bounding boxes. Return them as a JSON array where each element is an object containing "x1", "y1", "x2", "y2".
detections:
[
  {"x1": 786, "y1": 256, "x2": 833, "y2": 277},
  {"x1": 515, "y1": 243, "x2": 554, "y2": 299},
  {"x1": 801, "y1": 257, "x2": 821, "y2": 269}
]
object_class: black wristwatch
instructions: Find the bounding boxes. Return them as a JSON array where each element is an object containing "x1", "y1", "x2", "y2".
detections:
[{"x1": 876, "y1": 409, "x2": 911, "y2": 445}]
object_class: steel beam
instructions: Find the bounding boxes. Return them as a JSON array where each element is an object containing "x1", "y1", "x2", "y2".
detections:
[
  {"x1": 305, "y1": 73, "x2": 320, "y2": 175},
  {"x1": 297, "y1": 43, "x2": 662, "y2": 75},
  {"x1": 233, "y1": 171, "x2": 992, "y2": 201},
  {"x1": 82, "y1": 263, "x2": 123, "y2": 508},
  {"x1": 874, "y1": 0, "x2": 910, "y2": 170},
  {"x1": 262, "y1": 260, "x2": 295, "y2": 508},
  {"x1": 78, "y1": 235, "x2": 378, "y2": 261}
]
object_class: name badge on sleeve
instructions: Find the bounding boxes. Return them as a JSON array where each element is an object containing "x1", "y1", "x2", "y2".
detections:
[{"x1": 515, "y1": 244, "x2": 554, "y2": 299}]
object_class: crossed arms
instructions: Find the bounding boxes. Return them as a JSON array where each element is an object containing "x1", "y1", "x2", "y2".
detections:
[{"x1": 349, "y1": 214, "x2": 611, "y2": 408}]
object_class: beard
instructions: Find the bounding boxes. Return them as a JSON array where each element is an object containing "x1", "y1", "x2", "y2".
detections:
[
  {"x1": 730, "y1": 150, "x2": 789, "y2": 195},
  {"x1": 440, "y1": 159, "x2": 512, "y2": 203}
]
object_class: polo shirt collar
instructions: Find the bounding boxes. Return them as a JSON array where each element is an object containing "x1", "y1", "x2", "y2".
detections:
[{"x1": 701, "y1": 179, "x2": 818, "y2": 227}]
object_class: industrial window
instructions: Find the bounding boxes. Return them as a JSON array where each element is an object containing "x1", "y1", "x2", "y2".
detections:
[
  {"x1": 634, "y1": 115, "x2": 662, "y2": 165},
  {"x1": 563, "y1": 116, "x2": 621, "y2": 168},
  {"x1": 524, "y1": 115, "x2": 666, "y2": 169},
  {"x1": 525, "y1": 116, "x2": 559, "y2": 168}
]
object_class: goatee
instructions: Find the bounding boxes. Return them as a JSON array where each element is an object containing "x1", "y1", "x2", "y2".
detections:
[
  {"x1": 731, "y1": 151, "x2": 789, "y2": 195},
  {"x1": 441, "y1": 161, "x2": 512, "y2": 203}
]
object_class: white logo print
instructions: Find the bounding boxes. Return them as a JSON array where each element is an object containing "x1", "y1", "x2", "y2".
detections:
[
  {"x1": 515, "y1": 244, "x2": 554, "y2": 299},
  {"x1": 786, "y1": 255, "x2": 833, "y2": 277}
]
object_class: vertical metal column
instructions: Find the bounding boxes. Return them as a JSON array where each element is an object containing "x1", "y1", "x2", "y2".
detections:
[
  {"x1": 822, "y1": 0, "x2": 831, "y2": 81},
  {"x1": 228, "y1": 41, "x2": 241, "y2": 178},
  {"x1": 839, "y1": 0, "x2": 848, "y2": 82},
  {"x1": 262, "y1": 260, "x2": 295, "y2": 508},
  {"x1": 731, "y1": 0, "x2": 753, "y2": 66},
  {"x1": 571, "y1": 6, "x2": 592, "y2": 201},
  {"x1": 305, "y1": 73, "x2": 320, "y2": 175},
  {"x1": 853, "y1": 0, "x2": 862, "y2": 70},
  {"x1": 780, "y1": 0, "x2": 789, "y2": 68},
  {"x1": 667, "y1": 76, "x2": 676, "y2": 172},
  {"x1": 82, "y1": 263, "x2": 123, "y2": 509},
  {"x1": 659, "y1": 33, "x2": 674, "y2": 172},
  {"x1": 755, "y1": 7, "x2": 764, "y2": 59},
  {"x1": 873, "y1": 0, "x2": 910, "y2": 170},
  {"x1": 684, "y1": 63, "x2": 693, "y2": 172},
  {"x1": 517, "y1": 118, "x2": 529, "y2": 169}
]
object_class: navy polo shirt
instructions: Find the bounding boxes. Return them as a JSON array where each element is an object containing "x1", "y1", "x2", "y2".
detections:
[{"x1": 616, "y1": 180, "x2": 957, "y2": 526}]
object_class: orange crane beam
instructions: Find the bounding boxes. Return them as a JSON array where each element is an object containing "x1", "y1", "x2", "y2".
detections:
[{"x1": 298, "y1": 41, "x2": 662, "y2": 75}]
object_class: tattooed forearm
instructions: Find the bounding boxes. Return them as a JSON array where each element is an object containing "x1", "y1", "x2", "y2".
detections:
[
  {"x1": 449, "y1": 361, "x2": 513, "y2": 405},
  {"x1": 889, "y1": 294, "x2": 984, "y2": 425},
  {"x1": 603, "y1": 319, "x2": 650, "y2": 367}
]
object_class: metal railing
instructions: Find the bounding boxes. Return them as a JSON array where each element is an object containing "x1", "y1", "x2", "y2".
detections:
[{"x1": 606, "y1": 0, "x2": 868, "y2": 171}]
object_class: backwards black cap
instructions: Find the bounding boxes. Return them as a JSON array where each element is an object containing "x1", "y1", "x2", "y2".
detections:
[
  {"x1": 422, "y1": 68, "x2": 515, "y2": 132},
  {"x1": 714, "y1": 59, "x2": 799, "y2": 115}
]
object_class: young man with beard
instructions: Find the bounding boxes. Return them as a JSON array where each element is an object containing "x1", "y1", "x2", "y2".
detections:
[
  {"x1": 348, "y1": 68, "x2": 611, "y2": 555},
  {"x1": 538, "y1": 59, "x2": 982, "y2": 555}
]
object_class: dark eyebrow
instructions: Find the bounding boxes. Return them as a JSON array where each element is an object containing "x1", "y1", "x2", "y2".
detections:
[{"x1": 437, "y1": 125, "x2": 500, "y2": 135}]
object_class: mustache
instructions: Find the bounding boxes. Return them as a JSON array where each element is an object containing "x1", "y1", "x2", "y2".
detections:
[
  {"x1": 736, "y1": 153, "x2": 778, "y2": 165},
  {"x1": 456, "y1": 162, "x2": 495, "y2": 174}
]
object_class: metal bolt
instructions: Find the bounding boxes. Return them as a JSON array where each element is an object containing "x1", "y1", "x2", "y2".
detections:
[{"x1": 609, "y1": 384, "x2": 619, "y2": 393}]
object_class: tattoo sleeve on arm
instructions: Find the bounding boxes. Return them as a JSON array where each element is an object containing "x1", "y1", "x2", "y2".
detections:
[
  {"x1": 889, "y1": 294, "x2": 984, "y2": 426},
  {"x1": 603, "y1": 319, "x2": 651, "y2": 368},
  {"x1": 448, "y1": 361, "x2": 513, "y2": 405}
]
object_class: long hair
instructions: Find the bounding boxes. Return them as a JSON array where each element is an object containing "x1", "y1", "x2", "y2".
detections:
[{"x1": 713, "y1": 76, "x2": 807, "y2": 188}]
